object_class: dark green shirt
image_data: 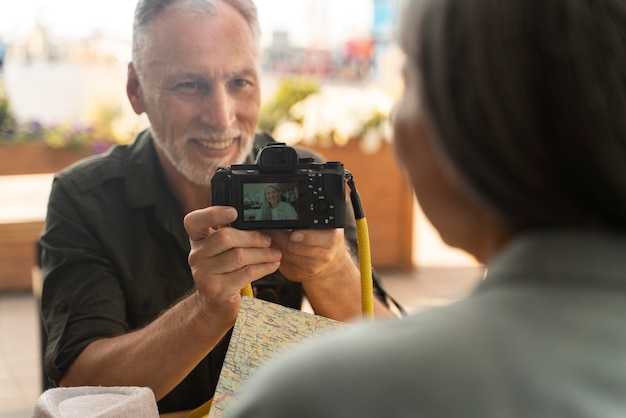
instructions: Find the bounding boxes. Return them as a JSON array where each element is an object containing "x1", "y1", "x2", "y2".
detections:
[{"x1": 40, "y1": 130, "x2": 376, "y2": 413}]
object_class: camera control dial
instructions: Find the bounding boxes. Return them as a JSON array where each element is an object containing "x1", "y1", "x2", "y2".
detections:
[{"x1": 314, "y1": 198, "x2": 331, "y2": 215}]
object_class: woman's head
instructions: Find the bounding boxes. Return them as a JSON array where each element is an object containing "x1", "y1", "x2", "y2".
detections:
[
  {"x1": 396, "y1": 0, "x2": 626, "y2": 235},
  {"x1": 264, "y1": 184, "x2": 281, "y2": 208}
]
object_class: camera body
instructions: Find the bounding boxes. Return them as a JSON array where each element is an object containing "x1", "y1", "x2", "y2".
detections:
[{"x1": 212, "y1": 142, "x2": 346, "y2": 229}]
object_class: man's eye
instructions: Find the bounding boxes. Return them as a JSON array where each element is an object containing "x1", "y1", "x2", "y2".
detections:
[
  {"x1": 177, "y1": 82, "x2": 207, "y2": 92},
  {"x1": 231, "y1": 79, "x2": 251, "y2": 89}
]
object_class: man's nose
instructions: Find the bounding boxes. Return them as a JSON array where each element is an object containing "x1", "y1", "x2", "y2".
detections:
[{"x1": 200, "y1": 85, "x2": 236, "y2": 130}]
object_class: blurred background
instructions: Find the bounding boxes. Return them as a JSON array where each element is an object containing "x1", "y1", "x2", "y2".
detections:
[{"x1": 0, "y1": 0, "x2": 399, "y2": 125}]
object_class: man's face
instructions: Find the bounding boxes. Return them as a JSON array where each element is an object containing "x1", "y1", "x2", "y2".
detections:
[{"x1": 130, "y1": 3, "x2": 261, "y2": 186}]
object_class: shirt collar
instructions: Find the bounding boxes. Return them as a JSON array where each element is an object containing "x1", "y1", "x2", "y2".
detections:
[
  {"x1": 478, "y1": 229, "x2": 626, "y2": 293},
  {"x1": 124, "y1": 129, "x2": 163, "y2": 209}
]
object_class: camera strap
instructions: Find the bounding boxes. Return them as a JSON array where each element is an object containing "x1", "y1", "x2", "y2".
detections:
[{"x1": 345, "y1": 171, "x2": 375, "y2": 319}]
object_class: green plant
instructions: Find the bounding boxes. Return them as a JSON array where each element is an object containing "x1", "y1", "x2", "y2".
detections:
[
  {"x1": 0, "y1": 80, "x2": 16, "y2": 133},
  {"x1": 257, "y1": 77, "x2": 319, "y2": 132}
]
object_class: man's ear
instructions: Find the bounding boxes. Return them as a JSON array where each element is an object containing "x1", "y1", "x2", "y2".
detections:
[{"x1": 127, "y1": 63, "x2": 147, "y2": 115}]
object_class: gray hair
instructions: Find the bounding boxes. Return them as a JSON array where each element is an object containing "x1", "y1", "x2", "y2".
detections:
[
  {"x1": 131, "y1": 0, "x2": 261, "y2": 76},
  {"x1": 400, "y1": 0, "x2": 626, "y2": 232}
]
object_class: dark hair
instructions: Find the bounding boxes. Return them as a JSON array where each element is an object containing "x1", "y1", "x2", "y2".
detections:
[{"x1": 402, "y1": 0, "x2": 626, "y2": 231}]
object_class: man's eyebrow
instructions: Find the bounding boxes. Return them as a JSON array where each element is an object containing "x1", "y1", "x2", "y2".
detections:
[
  {"x1": 231, "y1": 68, "x2": 258, "y2": 79},
  {"x1": 164, "y1": 72, "x2": 207, "y2": 84},
  {"x1": 163, "y1": 68, "x2": 258, "y2": 84}
]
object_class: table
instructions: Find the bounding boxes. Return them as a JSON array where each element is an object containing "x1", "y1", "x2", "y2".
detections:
[{"x1": 0, "y1": 173, "x2": 53, "y2": 291}]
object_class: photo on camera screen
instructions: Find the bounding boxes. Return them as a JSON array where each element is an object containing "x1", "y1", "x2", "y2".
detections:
[{"x1": 242, "y1": 180, "x2": 306, "y2": 222}]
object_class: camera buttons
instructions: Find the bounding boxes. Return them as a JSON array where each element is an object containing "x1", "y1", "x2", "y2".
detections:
[{"x1": 314, "y1": 198, "x2": 331, "y2": 215}]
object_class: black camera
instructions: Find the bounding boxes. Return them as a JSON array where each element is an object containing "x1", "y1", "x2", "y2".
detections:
[{"x1": 211, "y1": 142, "x2": 346, "y2": 229}]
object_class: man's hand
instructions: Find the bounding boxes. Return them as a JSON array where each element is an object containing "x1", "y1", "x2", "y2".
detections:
[
  {"x1": 264, "y1": 228, "x2": 366, "y2": 320},
  {"x1": 184, "y1": 206, "x2": 282, "y2": 325},
  {"x1": 265, "y1": 228, "x2": 348, "y2": 282}
]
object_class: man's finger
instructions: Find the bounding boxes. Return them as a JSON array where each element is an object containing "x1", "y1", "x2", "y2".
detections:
[
  {"x1": 184, "y1": 206, "x2": 238, "y2": 241},
  {"x1": 288, "y1": 229, "x2": 340, "y2": 249}
]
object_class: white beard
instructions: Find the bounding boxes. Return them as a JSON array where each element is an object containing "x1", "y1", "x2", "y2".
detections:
[{"x1": 152, "y1": 128, "x2": 253, "y2": 186}]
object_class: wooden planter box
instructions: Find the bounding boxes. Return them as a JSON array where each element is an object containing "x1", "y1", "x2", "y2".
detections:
[
  {"x1": 307, "y1": 141, "x2": 414, "y2": 271},
  {"x1": 0, "y1": 142, "x2": 89, "y2": 175}
]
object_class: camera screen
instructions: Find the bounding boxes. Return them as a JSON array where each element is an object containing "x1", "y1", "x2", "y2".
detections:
[{"x1": 241, "y1": 179, "x2": 307, "y2": 223}]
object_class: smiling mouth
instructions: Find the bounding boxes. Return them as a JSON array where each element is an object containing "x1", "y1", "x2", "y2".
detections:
[{"x1": 192, "y1": 137, "x2": 237, "y2": 150}]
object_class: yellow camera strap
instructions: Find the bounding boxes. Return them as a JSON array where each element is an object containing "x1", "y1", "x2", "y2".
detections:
[
  {"x1": 346, "y1": 171, "x2": 374, "y2": 319},
  {"x1": 240, "y1": 283, "x2": 254, "y2": 298},
  {"x1": 355, "y1": 217, "x2": 374, "y2": 318}
]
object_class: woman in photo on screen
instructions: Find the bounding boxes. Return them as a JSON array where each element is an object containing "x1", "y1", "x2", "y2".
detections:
[{"x1": 255, "y1": 183, "x2": 298, "y2": 221}]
